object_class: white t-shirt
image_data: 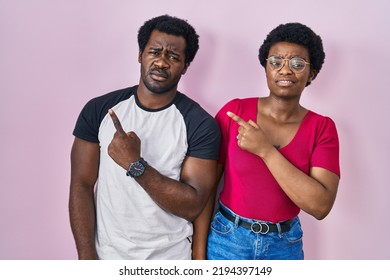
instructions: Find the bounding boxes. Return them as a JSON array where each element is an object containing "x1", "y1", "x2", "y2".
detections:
[{"x1": 73, "y1": 86, "x2": 220, "y2": 259}]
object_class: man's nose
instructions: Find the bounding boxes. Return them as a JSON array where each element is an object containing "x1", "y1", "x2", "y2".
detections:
[{"x1": 153, "y1": 54, "x2": 169, "y2": 68}]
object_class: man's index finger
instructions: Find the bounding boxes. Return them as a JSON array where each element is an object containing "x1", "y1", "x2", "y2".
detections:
[{"x1": 108, "y1": 109, "x2": 124, "y2": 132}]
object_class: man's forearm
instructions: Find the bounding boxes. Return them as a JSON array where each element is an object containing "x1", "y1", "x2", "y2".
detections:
[
  {"x1": 135, "y1": 165, "x2": 202, "y2": 221},
  {"x1": 69, "y1": 185, "x2": 98, "y2": 259}
]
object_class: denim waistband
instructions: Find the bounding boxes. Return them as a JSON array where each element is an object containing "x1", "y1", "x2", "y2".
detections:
[{"x1": 218, "y1": 202, "x2": 293, "y2": 234}]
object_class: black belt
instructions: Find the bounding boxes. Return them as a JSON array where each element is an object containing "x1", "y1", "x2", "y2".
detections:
[{"x1": 219, "y1": 206, "x2": 292, "y2": 234}]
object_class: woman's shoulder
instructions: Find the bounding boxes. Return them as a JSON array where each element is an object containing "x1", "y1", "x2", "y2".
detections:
[
  {"x1": 307, "y1": 110, "x2": 335, "y2": 122},
  {"x1": 305, "y1": 110, "x2": 337, "y2": 131},
  {"x1": 216, "y1": 97, "x2": 258, "y2": 121},
  {"x1": 220, "y1": 97, "x2": 258, "y2": 110}
]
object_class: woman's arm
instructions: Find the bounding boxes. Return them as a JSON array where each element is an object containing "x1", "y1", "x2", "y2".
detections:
[{"x1": 230, "y1": 111, "x2": 339, "y2": 220}]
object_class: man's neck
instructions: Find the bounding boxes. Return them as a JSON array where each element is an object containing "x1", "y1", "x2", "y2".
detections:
[{"x1": 136, "y1": 83, "x2": 177, "y2": 110}]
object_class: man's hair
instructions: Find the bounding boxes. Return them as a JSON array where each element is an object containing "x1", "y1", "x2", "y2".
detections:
[
  {"x1": 137, "y1": 15, "x2": 199, "y2": 64},
  {"x1": 258, "y1": 23, "x2": 325, "y2": 85}
]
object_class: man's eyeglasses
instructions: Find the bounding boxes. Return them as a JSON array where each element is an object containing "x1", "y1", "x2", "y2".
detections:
[{"x1": 266, "y1": 55, "x2": 310, "y2": 73}]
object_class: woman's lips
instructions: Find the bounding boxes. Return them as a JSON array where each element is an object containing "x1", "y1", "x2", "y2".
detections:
[{"x1": 276, "y1": 79, "x2": 295, "y2": 86}]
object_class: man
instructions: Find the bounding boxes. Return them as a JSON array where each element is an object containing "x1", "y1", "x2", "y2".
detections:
[{"x1": 69, "y1": 15, "x2": 220, "y2": 260}]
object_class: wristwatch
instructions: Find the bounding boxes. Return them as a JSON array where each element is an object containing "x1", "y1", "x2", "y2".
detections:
[{"x1": 126, "y1": 157, "x2": 148, "y2": 177}]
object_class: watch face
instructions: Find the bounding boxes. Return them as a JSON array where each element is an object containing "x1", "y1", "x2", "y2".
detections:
[{"x1": 129, "y1": 162, "x2": 145, "y2": 177}]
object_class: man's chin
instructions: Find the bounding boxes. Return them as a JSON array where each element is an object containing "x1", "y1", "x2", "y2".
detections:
[
  {"x1": 144, "y1": 81, "x2": 178, "y2": 95},
  {"x1": 147, "y1": 86, "x2": 170, "y2": 94}
]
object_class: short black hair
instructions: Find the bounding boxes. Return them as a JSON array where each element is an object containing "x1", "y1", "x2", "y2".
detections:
[
  {"x1": 137, "y1": 15, "x2": 199, "y2": 64},
  {"x1": 258, "y1": 23, "x2": 325, "y2": 85}
]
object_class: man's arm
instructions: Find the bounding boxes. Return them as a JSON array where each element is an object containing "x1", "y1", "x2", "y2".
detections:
[
  {"x1": 191, "y1": 164, "x2": 224, "y2": 259},
  {"x1": 134, "y1": 156, "x2": 218, "y2": 222},
  {"x1": 69, "y1": 137, "x2": 100, "y2": 259},
  {"x1": 107, "y1": 108, "x2": 218, "y2": 221}
]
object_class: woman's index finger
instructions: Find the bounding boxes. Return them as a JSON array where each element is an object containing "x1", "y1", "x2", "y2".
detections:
[{"x1": 226, "y1": 111, "x2": 251, "y2": 128}]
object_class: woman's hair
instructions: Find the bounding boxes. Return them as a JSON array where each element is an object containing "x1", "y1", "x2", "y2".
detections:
[
  {"x1": 258, "y1": 23, "x2": 325, "y2": 85},
  {"x1": 137, "y1": 15, "x2": 199, "y2": 64}
]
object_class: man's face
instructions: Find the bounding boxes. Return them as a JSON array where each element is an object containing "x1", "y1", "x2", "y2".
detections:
[{"x1": 139, "y1": 30, "x2": 189, "y2": 94}]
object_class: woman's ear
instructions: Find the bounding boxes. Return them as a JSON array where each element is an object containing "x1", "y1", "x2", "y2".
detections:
[{"x1": 308, "y1": 69, "x2": 317, "y2": 83}]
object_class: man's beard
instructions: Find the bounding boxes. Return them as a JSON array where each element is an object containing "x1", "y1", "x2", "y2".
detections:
[
  {"x1": 142, "y1": 76, "x2": 179, "y2": 94},
  {"x1": 141, "y1": 66, "x2": 181, "y2": 94}
]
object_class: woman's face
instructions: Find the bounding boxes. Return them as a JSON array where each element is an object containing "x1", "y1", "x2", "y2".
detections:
[{"x1": 265, "y1": 41, "x2": 316, "y2": 99}]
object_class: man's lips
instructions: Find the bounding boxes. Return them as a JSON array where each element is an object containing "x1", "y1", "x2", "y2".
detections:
[{"x1": 149, "y1": 69, "x2": 168, "y2": 81}]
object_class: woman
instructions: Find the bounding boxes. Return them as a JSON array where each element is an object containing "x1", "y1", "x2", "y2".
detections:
[{"x1": 203, "y1": 23, "x2": 340, "y2": 260}]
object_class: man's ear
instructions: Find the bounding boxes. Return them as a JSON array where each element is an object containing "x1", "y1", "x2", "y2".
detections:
[
  {"x1": 138, "y1": 51, "x2": 142, "y2": 63},
  {"x1": 182, "y1": 63, "x2": 190, "y2": 75}
]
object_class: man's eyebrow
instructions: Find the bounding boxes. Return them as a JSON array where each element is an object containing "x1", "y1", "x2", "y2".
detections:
[
  {"x1": 167, "y1": 49, "x2": 181, "y2": 56},
  {"x1": 148, "y1": 46, "x2": 162, "y2": 51}
]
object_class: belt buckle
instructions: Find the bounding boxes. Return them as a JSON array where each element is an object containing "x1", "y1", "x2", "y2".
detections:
[{"x1": 250, "y1": 221, "x2": 270, "y2": 234}]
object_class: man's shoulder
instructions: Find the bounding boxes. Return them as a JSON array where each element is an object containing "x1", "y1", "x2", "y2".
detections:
[
  {"x1": 80, "y1": 86, "x2": 137, "y2": 117},
  {"x1": 174, "y1": 92, "x2": 199, "y2": 106},
  {"x1": 174, "y1": 92, "x2": 213, "y2": 118},
  {"x1": 89, "y1": 86, "x2": 137, "y2": 104}
]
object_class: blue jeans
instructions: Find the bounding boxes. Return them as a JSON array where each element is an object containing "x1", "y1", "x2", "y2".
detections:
[{"x1": 207, "y1": 203, "x2": 304, "y2": 260}]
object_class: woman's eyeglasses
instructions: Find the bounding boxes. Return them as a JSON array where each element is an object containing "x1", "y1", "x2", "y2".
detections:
[{"x1": 266, "y1": 55, "x2": 310, "y2": 73}]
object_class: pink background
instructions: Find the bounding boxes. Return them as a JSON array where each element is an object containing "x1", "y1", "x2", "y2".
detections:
[{"x1": 1, "y1": 0, "x2": 389, "y2": 259}]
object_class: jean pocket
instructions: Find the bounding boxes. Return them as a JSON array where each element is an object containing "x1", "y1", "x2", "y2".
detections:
[
  {"x1": 210, "y1": 211, "x2": 234, "y2": 235},
  {"x1": 284, "y1": 218, "x2": 303, "y2": 244}
]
